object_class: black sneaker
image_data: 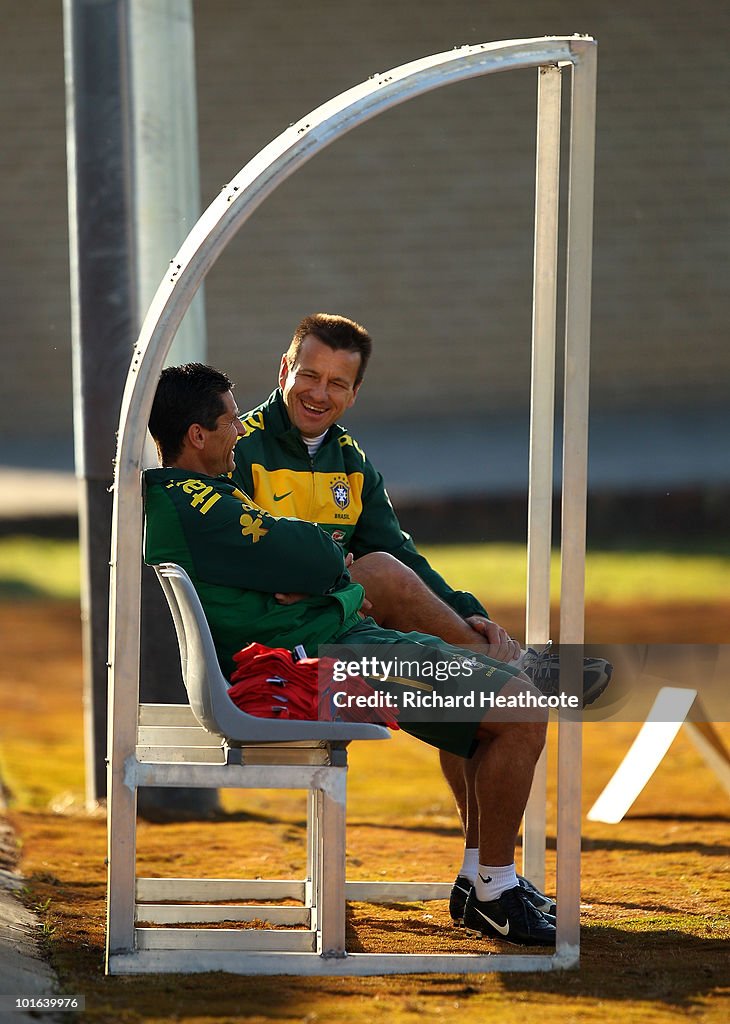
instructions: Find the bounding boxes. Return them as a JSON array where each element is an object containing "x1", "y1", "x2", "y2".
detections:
[
  {"x1": 463, "y1": 885, "x2": 556, "y2": 946},
  {"x1": 518, "y1": 875, "x2": 556, "y2": 917},
  {"x1": 522, "y1": 642, "x2": 613, "y2": 707},
  {"x1": 449, "y1": 875, "x2": 473, "y2": 924},
  {"x1": 451, "y1": 874, "x2": 556, "y2": 924}
]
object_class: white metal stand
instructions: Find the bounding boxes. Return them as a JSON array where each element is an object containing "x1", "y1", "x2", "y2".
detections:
[
  {"x1": 106, "y1": 35, "x2": 598, "y2": 975},
  {"x1": 587, "y1": 687, "x2": 730, "y2": 824}
]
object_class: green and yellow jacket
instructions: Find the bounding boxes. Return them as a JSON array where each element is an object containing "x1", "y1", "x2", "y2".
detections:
[
  {"x1": 144, "y1": 468, "x2": 364, "y2": 677},
  {"x1": 230, "y1": 390, "x2": 487, "y2": 619}
]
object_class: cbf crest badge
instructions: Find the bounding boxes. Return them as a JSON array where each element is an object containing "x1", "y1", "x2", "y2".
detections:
[{"x1": 330, "y1": 478, "x2": 350, "y2": 510}]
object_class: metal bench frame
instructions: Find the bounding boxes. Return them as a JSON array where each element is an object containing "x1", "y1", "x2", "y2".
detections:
[
  {"x1": 588, "y1": 685, "x2": 730, "y2": 824},
  {"x1": 106, "y1": 35, "x2": 597, "y2": 974}
]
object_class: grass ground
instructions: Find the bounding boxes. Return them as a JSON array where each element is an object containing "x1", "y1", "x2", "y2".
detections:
[
  {"x1": 0, "y1": 542, "x2": 728, "y2": 1022},
  {"x1": 2, "y1": 536, "x2": 730, "y2": 606}
]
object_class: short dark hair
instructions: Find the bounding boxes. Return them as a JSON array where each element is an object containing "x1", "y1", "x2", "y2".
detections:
[
  {"x1": 148, "y1": 363, "x2": 234, "y2": 465},
  {"x1": 286, "y1": 313, "x2": 372, "y2": 386}
]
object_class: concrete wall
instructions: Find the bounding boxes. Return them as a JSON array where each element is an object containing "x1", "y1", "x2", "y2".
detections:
[
  {"x1": 1, "y1": 1, "x2": 71, "y2": 445},
  {"x1": 1, "y1": 1, "x2": 727, "y2": 486}
]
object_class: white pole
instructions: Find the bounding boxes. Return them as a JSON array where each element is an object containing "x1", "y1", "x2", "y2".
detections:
[
  {"x1": 127, "y1": 0, "x2": 219, "y2": 820},
  {"x1": 523, "y1": 62, "x2": 562, "y2": 888},
  {"x1": 556, "y1": 39, "x2": 597, "y2": 963},
  {"x1": 128, "y1": 0, "x2": 206, "y2": 366}
]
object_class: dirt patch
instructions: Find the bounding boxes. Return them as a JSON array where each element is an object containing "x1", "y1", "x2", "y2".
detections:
[{"x1": 0, "y1": 600, "x2": 729, "y2": 1023}]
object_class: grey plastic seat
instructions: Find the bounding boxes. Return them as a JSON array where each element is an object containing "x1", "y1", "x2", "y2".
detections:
[{"x1": 153, "y1": 562, "x2": 390, "y2": 745}]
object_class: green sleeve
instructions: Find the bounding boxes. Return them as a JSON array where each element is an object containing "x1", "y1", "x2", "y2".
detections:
[
  {"x1": 156, "y1": 481, "x2": 349, "y2": 596},
  {"x1": 348, "y1": 461, "x2": 488, "y2": 619}
]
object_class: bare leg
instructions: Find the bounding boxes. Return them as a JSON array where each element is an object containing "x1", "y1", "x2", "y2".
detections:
[
  {"x1": 442, "y1": 707, "x2": 542, "y2": 867},
  {"x1": 441, "y1": 749, "x2": 480, "y2": 847},
  {"x1": 350, "y1": 552, "x2": 520, "y2": 856},
  {"x1": 473, "y1": 679, "x2": 547, "y2": 864},
  {"x1": 350, "y1": 552, "x2": 502, "y2": 653},
  {"x1": 440, "y1": 750, "x2": 467, "y2": 831}
]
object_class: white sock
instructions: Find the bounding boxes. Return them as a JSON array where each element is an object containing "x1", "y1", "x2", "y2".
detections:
[
  {"x1": 459, "y1": 847, "x2": 479, "y2": 883},
  {"x1": 474, "y1": 862, "x2": 518, "y2": 901}
]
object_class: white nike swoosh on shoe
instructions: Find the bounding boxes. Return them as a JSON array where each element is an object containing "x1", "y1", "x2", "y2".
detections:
[{"x1": 475, "y1": 908, "x2": 510, "y2": 936}]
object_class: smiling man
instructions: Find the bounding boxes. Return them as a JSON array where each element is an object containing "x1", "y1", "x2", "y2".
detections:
[
  {"x1": 229, "y1": 313, "x2": 610, "y2": 931},
  {"x1": 279, "y1": 320, "x2": 362, "y2": 439},
  {"x1": 230, "y1": 314, "x2": 500, "y2": 637}
]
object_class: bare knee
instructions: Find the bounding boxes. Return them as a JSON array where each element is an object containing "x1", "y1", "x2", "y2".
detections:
[
  {"x1": 351, "y1": 551, "x2": 414, "y2": 582},
  {"x1": 475, "y1": 677, "x2": 548, "y2": 756},
  {"x1": 349, "y1": 552, "x2": 421, "y2": 622}
]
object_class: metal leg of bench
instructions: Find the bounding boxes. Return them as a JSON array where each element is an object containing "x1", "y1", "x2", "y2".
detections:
[
  {"x1": 685, "y1": 703, "x2": 730, "y2": 799},
  {"x1": 317, "y1": 770, "x2": 347, "y2": 957},
  {"x1": 305, "y1": 789, "x2": 318, "y2": 914},
  {"x1": 588, "y1": 688, "x2": 730, "y2": 824}
]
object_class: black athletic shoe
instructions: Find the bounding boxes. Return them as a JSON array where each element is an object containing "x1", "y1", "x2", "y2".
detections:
[
  {"x1": 451, "y1": 874, "x2": 556, "y2": 924},
  {"x1": 518, "y1": 875, "x2": 557, "y2": 917},
  {"x1": 449, "y1": 875, "x2": 473, "y2": 924},
  {"x1": 463, "y1": 885, "x2": 556, "y2": 946},
  {"x1": 522, "y1": 642, "x2": 613, "y2": 708}
]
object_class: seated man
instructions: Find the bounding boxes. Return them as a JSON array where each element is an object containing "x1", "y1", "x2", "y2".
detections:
[
  {"x1": 229, "y1": 312, "x2": 610, "y2": 919},
  {"x1": 145, "y1": 362, "x2": 557, "y2": 946},
  {"x1": 230, "y1": 312, "x2": 512, "y2": 654},
  {"x1": 230, "y1": 311, "x2": 610, "y2": 693}
]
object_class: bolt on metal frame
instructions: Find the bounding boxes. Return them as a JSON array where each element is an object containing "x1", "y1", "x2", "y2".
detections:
[{"x1": 106, "y1": 35, "x2": 597, "y2": 975}]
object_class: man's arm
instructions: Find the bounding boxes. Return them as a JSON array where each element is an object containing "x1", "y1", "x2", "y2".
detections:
[{"x1": 146, "y1": 477, "x2": 349, "y2": 596}]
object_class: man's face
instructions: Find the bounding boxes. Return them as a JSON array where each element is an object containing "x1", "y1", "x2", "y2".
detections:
[
  {"x1": 200, "y1": 390, "x2": 245, "y2": 476},
  {"x1": 279, "y1": 334, "x2": 361, "y2": 438}
]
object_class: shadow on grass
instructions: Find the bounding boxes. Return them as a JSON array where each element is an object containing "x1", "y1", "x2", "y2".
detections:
[
  {"x1": 137, "y1": 806, "x2": 287, "y2": 827},
  {"x1": 0, "y1": 578, "x2": 54, "y2": 600},
  {"x1": 623, "y1": 813, "x2": 730, "y2": 824},
  {"x1": 349, "y1": 819, "x2": 463, "y2": 839},
  {"x1": 580, "y1": 835, "x2": 729, "y2": 858},
  {"x1": 348, "y1": 822, "x2": 729, "y2": 858},
  {"x1": 500, "y1": 923, "x2": 727, "y2": 1008},
  {"x1": 45, "y1": 920, "x2": 727, "y2": 1020}
]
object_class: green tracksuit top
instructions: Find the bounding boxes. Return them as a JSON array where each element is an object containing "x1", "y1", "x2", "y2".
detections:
[
  {"x1": 144, "y1": 468, "x2": 365, "y2": 678},
  {"x1": 230, "y1": 390, "x2": 488, "y2": 620}
]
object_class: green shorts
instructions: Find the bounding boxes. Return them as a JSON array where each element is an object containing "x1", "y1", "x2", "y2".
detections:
[{"x1": 332, "y1": 617, "x2": 523, "y2": 758}]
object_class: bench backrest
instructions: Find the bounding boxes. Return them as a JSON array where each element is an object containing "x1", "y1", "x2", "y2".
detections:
[{"x1": 153, "y1": 562, "x2": 390, "y2": 744}]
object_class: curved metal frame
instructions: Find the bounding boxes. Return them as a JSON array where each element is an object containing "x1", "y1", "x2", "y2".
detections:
[{"x1": 107, "y1": 34, "x2": 597, "y2": 974}]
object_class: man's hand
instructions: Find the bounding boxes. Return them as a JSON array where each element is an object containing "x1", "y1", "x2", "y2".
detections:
[{"x1": 464, "y1": 614, "x2": 522, "y2": 663}]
